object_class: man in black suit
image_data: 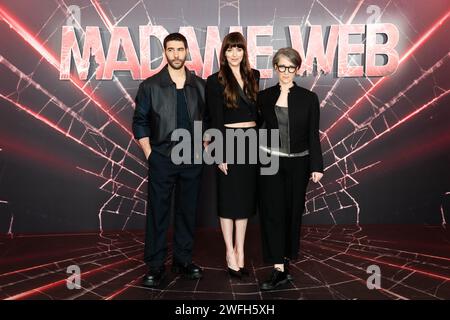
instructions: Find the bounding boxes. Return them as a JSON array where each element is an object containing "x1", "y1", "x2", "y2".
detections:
[{"x1": 132, "y1": 33, "x2": 206, "y2": 287}]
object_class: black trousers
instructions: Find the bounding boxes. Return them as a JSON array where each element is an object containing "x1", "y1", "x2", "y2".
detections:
[
  {"x1": 258, "y1": 155, "x2": 310, "y2": 264},
  {"x1": 144, "y1": 151, "x2": 203, "y2": 268}
]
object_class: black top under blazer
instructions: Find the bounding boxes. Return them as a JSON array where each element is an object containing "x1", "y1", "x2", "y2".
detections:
[
  {"x1": 257, "y1": 82, "x2": 324, "y2": 173},
  {"x1": 205, "y1": 69, "x2": 260, "y2": 134}
]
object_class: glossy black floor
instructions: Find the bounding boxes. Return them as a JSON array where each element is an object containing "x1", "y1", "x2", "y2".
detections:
[{"x1": 0, "y1": 225, "x2": 449, "y2": 300}]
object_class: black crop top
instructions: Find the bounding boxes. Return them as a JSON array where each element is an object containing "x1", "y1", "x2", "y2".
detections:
[{"x1": 223, "y1": 86, "x2": 257, "y2": 124}]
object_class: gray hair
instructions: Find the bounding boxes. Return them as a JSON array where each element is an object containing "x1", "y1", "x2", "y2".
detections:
[{"x1": 272, "y1": 47, "x2": 302, "y2": 68}]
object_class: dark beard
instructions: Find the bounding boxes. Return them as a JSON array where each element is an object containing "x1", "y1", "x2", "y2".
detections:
[{"x1": 167, "y1": 58, "x2": 185, "y2": 70}]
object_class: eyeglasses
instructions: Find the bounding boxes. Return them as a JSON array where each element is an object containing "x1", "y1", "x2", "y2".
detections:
[{"x1": 276, "y1": 64, "x2": 297, "y2": 73}]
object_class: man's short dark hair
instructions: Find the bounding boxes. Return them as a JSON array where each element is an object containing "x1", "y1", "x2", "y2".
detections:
[{"x1": 163, "y1": 33, "x2": 188, "y2": 49}]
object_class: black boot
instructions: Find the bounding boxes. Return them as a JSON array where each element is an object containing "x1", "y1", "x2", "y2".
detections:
[
  {"x1": 172, "y1": 261, "x2": 203, "y2": 279},
  {"x1": 260, "y1": 268, "x2": 288, "y2": 291},
  {"x1": 284, "y1": 258, "x2": 293, "y2": 281},
  {"x1": 143, "y1": 265, "x2": 166, "y2": 287}
]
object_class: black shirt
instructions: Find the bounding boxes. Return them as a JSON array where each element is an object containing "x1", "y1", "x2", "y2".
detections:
[
  {"x1": 176, "y1": 88, "x2": 194, "y2": 160},
  {"x1": 176, "y1": 88, "x2": 191, "y2": 133}
]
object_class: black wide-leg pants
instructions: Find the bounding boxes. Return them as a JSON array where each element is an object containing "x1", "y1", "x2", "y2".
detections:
[
  {"x1": 258, "y1": 155, "x2": 310, "y2": 264},
  {"x1": 144, "y1": 151, "x2": 202, "y2": 268}
]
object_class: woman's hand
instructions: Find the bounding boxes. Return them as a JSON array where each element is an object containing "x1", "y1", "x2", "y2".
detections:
[
  {"x1": 311, "y1": 172, "x2": 323, "y2": 183},
  {"x1": 218, "y1": 163, "x2": 228, "y2": 175}
]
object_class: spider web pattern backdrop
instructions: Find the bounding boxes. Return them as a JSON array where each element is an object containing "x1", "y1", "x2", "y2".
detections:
[{"x1": 0, "y1": 0, "x2": 449, "y2": 234}]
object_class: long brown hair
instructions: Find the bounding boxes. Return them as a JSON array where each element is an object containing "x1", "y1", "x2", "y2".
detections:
[{"x1": 218, "y1": 32, "x2": 258, "y2": 109}]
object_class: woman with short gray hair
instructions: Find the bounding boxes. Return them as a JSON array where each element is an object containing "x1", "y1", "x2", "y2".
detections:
[{"x1": 257, "y1": 47, "x2": 324, "y2": 290}]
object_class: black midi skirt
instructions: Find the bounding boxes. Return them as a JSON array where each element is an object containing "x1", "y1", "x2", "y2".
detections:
[{"x1": 217, "y1": 127, "x2": 258, "y2": 219}]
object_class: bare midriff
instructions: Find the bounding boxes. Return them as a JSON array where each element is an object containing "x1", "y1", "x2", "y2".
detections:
[{"x1": 224, "y1": 121, "x2": 257, "y2": 128}]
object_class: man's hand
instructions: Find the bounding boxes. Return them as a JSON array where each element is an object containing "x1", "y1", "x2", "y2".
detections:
[
  {"x1": 145, "y1": 149, "x2": 152, "y2": 160},
  {"x1": 138, "y1": 137, "x2": 152, "y2": 161}
]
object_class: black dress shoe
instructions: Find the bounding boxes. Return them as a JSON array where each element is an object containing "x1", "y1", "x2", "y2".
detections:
[
  {"x1": 239, "y1": 267, "x2": 250, "y2": 276},
  {"x1": 227, "y1": 267, "x2": 242, "y2": 279},
  {"x1": 260, "y1": 268, "x2": 288, "y2": 291},
  {"x1": 142, "y1": 266, "x2": 166, "y2": 288},
  {"x1": 171, "y1": 261, "x2": 203, "y2": 279},
  {"x1": 284, "y1": 258, "x2": 293, "y2": 281}
]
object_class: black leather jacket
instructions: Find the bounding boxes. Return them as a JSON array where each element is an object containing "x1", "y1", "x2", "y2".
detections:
[{"x1": 132, "y1": 65, "x2": 206, "y2": 157}]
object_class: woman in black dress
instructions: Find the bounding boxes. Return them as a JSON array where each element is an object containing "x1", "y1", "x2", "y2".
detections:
[
  {"x1": 257, "y1": 47, "x2": 324, "y2": 290},
  {"x1": 206, "y1": 32, "x2": 260, "y2": 278}
]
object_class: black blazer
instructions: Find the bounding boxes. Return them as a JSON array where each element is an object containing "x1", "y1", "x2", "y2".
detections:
[
  {"x1": 205, "y1": 69, "x2": 260, "y2": 135},
  {"x1": 257, "y1": 82, "x2": 324, "y2": 173}
]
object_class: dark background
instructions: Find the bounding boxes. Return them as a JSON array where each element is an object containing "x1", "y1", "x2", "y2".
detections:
[{"x1": 0, "y1": 0, "x2": 449, "y2": 233}]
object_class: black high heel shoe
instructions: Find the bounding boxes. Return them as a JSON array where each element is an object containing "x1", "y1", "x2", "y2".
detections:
[
  {"x1": 239, "y1": 267, "x2": 250, "y2": 276},
  {"x1": 227, "y1": 267, "x2": 242, "y2": 279},
  {"x1": 226, "y1": 252, "x2": 242, "y2": 279},
  {"x1": 235, "y1": 251, "x2": 249, "y2": 276}
]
